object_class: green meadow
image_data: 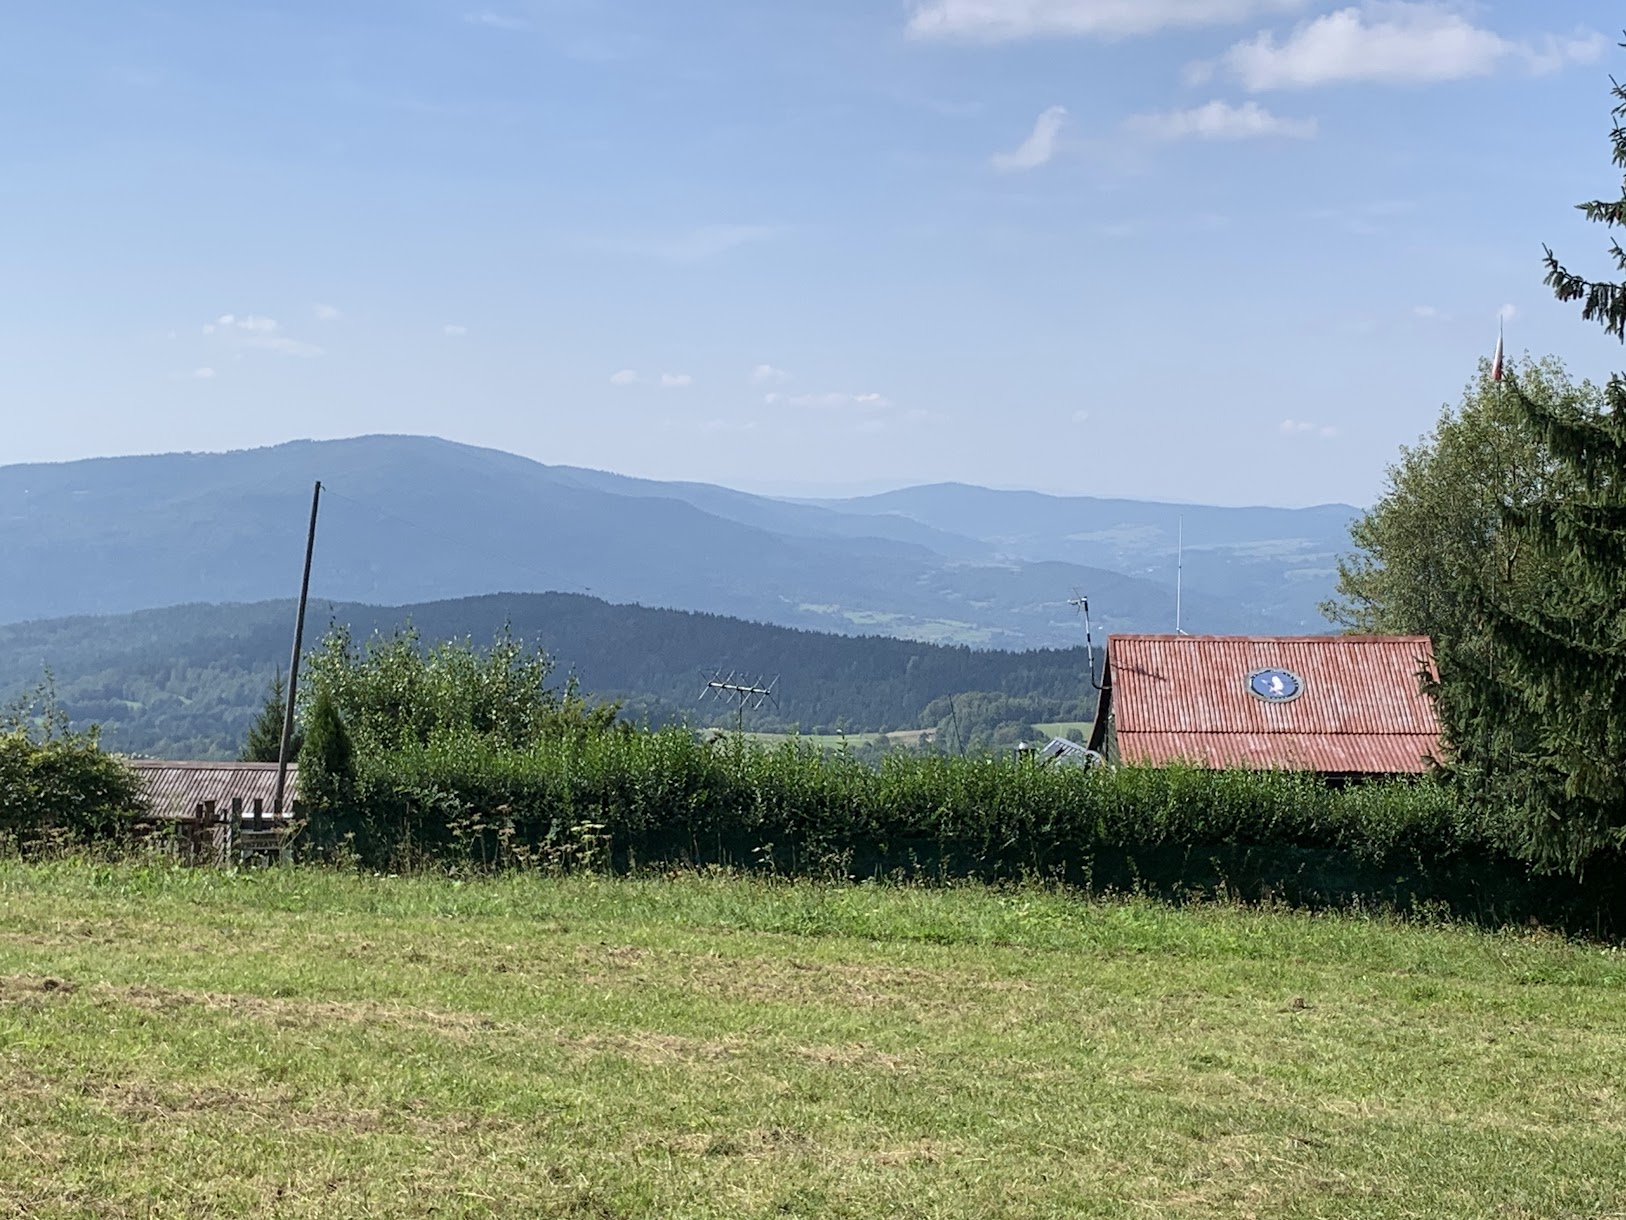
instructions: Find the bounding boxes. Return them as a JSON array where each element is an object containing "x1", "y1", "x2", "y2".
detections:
[{"x1": 2, "y1": 862, "x2": 1623, "y2": 1218}]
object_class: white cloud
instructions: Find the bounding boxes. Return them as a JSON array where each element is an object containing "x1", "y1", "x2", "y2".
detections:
[
  {"x1": 609, "y1": 369, "x2": 641, "y2": 386},
  {"x1": 1499, "y1": 303, "x2": 1517, "y2": 322},
  {"x1": 992, "y1": 105, "x2": 1068, "y2": 171},
  {"x1": 192, "y1": 367, "x2": 216, "y2": 380},
  {"x1": 1211, "y1": 3, "x2": 1605, "y2": 91},
  {"x1": 1072, "y1": 409, "x2": 1090, "y2": 423},
  {"x1": 767, "y1": 391, "x2": 894, "y2": 410},
  {"x1": 204, "y1": 313, "x2": 277, "y2": 334},
  {"x1": 313, "y1": 303, "x2": 342, "y2": 322},
  {"x1": 751, "y1": 364, "x2": 792, "y2": 385},
  {"x1": 443, "y1": 324, "x2": 468, "y2": 337},
  {"x1": 202, "y1": 313, "x2": 323, "y2": 357},
  {"x1": 1281, "y1": 418, "x2": 1338, "y2": 438},
  {"x1": 660, "y1": 372, "x2": 693, "y2": 388},
  {"x1": 1523, "y1": 30, "x2": 1609, "y2": 75},
  {"x1": 1125, "y1": 100, "x2": 1316, "y2": 140},
  {"x1": 1411, "y1": 304, "x2": 1452, "y2": 321},
  {"x1": 465, "y1": 10, "x2": 531, "y2": 31},
  {"x1": 906, "y1": 0, "x2": 1305, "y2": 42}
]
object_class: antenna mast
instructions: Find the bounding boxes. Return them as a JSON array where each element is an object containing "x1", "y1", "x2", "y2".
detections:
[
  {"x1": 1175, "y1": 516, "x2": 1183, "y2": 635},
  {"x1": 698, "y1": 671, "x2": 780, "y2": 736},
  {"x1": 1068, "y1": 592, "x2": 1104, "y2": 691}
]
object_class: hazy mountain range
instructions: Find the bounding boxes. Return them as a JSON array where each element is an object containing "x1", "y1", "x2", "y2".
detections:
[{"x1": 0, "y1": 435, "x2": 1356, "y2": 648}]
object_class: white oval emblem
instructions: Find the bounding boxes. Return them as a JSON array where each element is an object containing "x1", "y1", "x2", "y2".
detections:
[{"x1": 1248, "y1": 668, "x2": 1303, "y2": 703}]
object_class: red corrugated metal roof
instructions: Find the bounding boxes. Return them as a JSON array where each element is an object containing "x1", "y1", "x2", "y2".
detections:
[
  {"x1": 1116, "y1": 732, "x2": 1441, "y2": 773},
  {"x1": 1104, "y1": 635, "x2": 1440, "y2": 774},
  {"x1": 128, "y1": 761, "x2": 298, "y2": 819}
]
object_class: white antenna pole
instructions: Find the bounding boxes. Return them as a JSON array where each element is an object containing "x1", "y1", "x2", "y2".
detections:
[{"x1": 1175, "y1": 516, "x2": 1183, "y2": 635}]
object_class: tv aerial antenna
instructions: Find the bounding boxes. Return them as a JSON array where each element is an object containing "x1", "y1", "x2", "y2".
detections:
[
  {"x1": 1068, "y1": 591, "x2": 1104, "y2": 692},
  {"x1": 699, "y1": 670, "x2": 780, "y2": 736}
]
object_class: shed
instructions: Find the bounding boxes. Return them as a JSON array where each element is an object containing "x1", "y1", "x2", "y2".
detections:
[
  {"x1": 128, "y1": 760, "x2": 299, "y2": 820},
  {"x1": 1086, "y1": 635, "x2": 1441, "y2": 776}
]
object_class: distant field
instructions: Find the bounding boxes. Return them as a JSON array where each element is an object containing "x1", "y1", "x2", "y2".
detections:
[
  {"x1": 3, "y1": 863, "x2": 1624, "y2": 1218},
  {"x1": 1033, "y1": 720, "x2": 1092, "y2": 740},
  {"x1": 743, "y1": 725, "x2": 1090, "y2": 750},
  {"x1": 746, "y1": 727, "x2": 938, "y2": 749}
]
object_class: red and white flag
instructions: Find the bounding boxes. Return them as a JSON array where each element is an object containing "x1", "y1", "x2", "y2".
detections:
[{"x1": 1492, "y1": 320, "x2": 1505, "y2": 382}]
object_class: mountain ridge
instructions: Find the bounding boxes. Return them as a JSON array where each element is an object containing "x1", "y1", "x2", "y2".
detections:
[{"x1": 0, "y1": 434, "x2": 1355, "y2": 645}]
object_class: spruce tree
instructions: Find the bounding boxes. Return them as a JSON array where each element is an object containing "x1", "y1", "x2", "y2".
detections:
[
  {"x1": 299, "y1": 688, "x2": 355, "y2": 815},
  {"x1": 240, "y1": 671, "x2": 299, "y2": 763},
  {"x1": 1466, "y1": 47, "x2": 1626, "y2": 870}
]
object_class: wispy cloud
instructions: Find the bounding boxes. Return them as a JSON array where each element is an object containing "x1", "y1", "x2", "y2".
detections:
[
  {"x1": 1125, "y1": 100, "x2": 1315, "y2": 140},
  {"x1": 1499, "y1": 303, "x2": 1517, "y2": 322},
  {"x1": 192, "y1": 367, "x2": 216, "y2": 380},
  {"x1": 609, "y1": 369, "x2": 641, "y2": 386},
  {"x1": 443, "y1": 324, "x2": 468, "y2": 337},
  {"x1": 660, "y1": 372, "x2": 693, "y2": 388},
  {"x1": 1208, "y1": 2, "x2": 1605, "y2": 91},
  {"x1": 907, "y1": 0, "x2": 1305, "y2": 42},
  {"x1": 992, "y1": 105, "x2": 1068, "y2": 171},
  {"x1": 1412, "y1": 304, "x2": 1448, "y2": 320},
  {"x1": 750, "y1": 364, "x2": 792, "y2": 385},
  {"x1": 464, "y1": 10, "x2": 532, "y2": 32},
  {"x1": 767, "y1": 391, "x2": 894, "y2": 410},
  {"x1": 313, "y1": 303, "x2": 342, "y2": 322},
  {"x1": 201, "y1": 314, "x2": 323, "y2": 358},
  {"x1": 1281, "y1": 418, "x2": 1338, "y2": 438}
]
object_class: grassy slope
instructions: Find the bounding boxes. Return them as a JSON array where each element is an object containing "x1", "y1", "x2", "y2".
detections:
[{"x1": 1, "y1": 864, "x2": 1624, "y2": 1218}]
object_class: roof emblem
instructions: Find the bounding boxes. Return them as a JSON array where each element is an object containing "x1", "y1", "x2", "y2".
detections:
[{"x1": 1248, "y1": 668, "x2": 1303, "y2": 703}]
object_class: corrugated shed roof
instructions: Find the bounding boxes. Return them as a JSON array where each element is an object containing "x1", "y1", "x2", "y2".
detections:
[
  {"x1": 128, "y1": 761, "x2": 298, "y2": 819},
  {"x1": 1103, "y1": 635, "x2": 1440, "y2": 774}
]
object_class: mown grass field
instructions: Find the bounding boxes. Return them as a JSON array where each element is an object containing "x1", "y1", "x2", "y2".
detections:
[{"x1": 2, "y1": 863, "x2": 1624, "y2": 1218}]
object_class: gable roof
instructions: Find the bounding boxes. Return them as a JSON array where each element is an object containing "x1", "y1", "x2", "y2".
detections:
[
  {"x1": 1094, "y1": 635, "x2": 1440, "y2": 774},
  {"x1": 127, "y1": 760, "x2": 298, "y2": 819}
]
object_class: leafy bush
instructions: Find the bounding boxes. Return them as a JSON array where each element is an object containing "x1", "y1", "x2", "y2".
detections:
[
  {"x1": 304, "y1": 623, "x2": 620, "y2": 753},
  {"x1": 0, "y1": 681, "x2": 146, "y2": 841}
]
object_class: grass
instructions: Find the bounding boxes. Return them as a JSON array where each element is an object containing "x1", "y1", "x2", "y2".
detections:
[{"x1": 2, "y1": 861, "x2": 1625, "y2": 1218}]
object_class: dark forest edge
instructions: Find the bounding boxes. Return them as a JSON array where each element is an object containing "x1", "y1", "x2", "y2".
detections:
[{"x1": 0, "y1": 592, "x2": 1098, "y2": 759}]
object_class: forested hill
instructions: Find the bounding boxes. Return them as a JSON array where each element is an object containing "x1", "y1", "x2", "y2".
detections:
[
  {"x1": 0, "y1": 592, "x2": 1097, "y2": 760},
  {"x1": 0, "y1": 435, "x2": 1349, "y2": 644}
]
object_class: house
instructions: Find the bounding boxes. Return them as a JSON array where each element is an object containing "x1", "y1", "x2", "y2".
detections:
[
  {"x1": 1086, "y1": 635, "x2": 1441, "y2": 777},
  {"x1": 127, "y1": 760, "x2": 299, "y2": 820}
]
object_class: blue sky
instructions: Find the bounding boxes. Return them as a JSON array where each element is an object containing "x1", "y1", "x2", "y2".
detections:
[{"x1": 2, "y1": 0, "x2": 1619, "y2": 506}]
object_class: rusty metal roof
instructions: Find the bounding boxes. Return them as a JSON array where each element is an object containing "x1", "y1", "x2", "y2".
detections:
[
  {"x1": 127, "y1": 760, "x2": 298, "y2": 819},
  {"x1": 1102, "y1": 635, "x2": 1440, "y2": 774}
]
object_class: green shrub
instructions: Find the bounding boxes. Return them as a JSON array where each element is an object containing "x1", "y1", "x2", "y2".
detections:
[{"x1": 0, "y1": 682, "x2": 146, "y2": 841}]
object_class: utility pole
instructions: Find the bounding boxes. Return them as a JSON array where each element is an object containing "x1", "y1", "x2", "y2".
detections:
[{"x1": 274, "y1": 481, "x2": 321, "y2": 816}]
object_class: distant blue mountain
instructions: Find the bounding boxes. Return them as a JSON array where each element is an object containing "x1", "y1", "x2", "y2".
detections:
[{"x1": 0, "y1": 435, "x2": 1354, "y2": 646}]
